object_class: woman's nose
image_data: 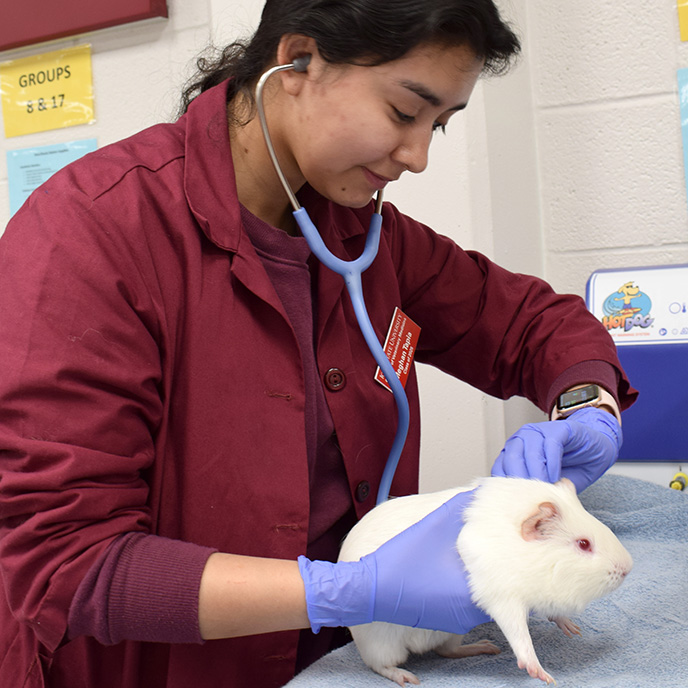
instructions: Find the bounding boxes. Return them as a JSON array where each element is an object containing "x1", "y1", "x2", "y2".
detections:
[{"x1": 392, "y1": 129, "x2": 431, "y2": 174}]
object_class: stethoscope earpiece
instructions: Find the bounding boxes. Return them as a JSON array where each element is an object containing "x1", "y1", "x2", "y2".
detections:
[{"x1": 292, "y1": 54, "x2": 312, "y2": 73}]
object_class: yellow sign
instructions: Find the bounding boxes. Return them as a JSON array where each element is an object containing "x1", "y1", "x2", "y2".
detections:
[
  {"x1": 0, "y1": 45, "x2": 94, "y2": 138},
  {"x1": 680, "y1": 1, "x2": 688, "y2": 41}
]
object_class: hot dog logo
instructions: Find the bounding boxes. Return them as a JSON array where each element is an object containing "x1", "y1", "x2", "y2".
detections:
[{"x1": 601, "y1": 282, "x2": 654, "y2": 333}]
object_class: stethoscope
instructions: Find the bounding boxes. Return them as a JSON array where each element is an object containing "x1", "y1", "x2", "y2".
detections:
[{"x1": 255, "y1": 56, "x2": 409, "y2": 504}]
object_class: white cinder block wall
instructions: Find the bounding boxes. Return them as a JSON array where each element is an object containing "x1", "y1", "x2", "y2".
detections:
[
  {"x1": 527, "y1": 0, "x2": 688, "y2": 292},
  {"x1": 0, "y1": 1, "x2": 686, "y2": 491}
]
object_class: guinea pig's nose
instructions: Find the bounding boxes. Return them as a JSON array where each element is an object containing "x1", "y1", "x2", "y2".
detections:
[
  {"x1": 609, "y1": 561, "x2": 631, "y2": 586},
  {"x1": 615, "y1": 562, "x2": 632, "y2": 580}
]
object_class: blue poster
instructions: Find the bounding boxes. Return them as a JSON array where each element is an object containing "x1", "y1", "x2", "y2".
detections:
[{"x1": 6, "y1": 138, "x2": 97, "y2": 216}]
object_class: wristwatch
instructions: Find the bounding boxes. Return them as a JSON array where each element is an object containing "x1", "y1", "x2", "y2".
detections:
[{"x1": 551, "y1": 384, "x2": 621, "y2": 424}]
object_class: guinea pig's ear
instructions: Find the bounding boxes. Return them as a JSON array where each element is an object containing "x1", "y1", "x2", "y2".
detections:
[
  {"x1": 556, "y1": 477, "x2": 577, "y2": 494},
  {"x1": 521, "y1": 502, "x2": 561, "y2": 542}
]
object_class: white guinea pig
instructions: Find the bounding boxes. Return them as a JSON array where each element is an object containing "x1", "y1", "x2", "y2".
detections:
[{"x1": 338, "y1": 477, "x2": 633, "y2": 686}]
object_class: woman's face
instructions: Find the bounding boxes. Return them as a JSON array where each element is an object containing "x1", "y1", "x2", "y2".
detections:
[{"x1": 280, "y1": 41, "x2": 484, "y2": 208}]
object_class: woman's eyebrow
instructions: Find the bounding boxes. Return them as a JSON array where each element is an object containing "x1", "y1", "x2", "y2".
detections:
[{"x1": 398, "y1": 80, "x2": 467, "y2": 112}]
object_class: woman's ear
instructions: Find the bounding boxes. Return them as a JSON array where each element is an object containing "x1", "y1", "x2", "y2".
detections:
[{"x1": 276, "y1": 34, "x2": 320, "y2": 95}]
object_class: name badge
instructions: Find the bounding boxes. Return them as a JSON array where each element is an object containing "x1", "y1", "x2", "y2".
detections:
[{"x1": 375, "y1": 307, "x2": 421, "y2": 392}]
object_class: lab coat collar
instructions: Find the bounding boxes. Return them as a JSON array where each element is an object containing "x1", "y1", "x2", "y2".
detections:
[{"x1": 182, "y1": 81, "x2": 243, "y2": 253}]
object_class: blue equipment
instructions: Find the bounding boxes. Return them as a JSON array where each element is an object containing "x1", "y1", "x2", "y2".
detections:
[{"x1": 586, "y1": 264, "x2": 688, "y2": 463}]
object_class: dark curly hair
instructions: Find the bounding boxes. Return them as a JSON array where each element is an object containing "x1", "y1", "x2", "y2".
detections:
[{"x1": 179, "y1": 0, "x2": 520, "y2": 117}]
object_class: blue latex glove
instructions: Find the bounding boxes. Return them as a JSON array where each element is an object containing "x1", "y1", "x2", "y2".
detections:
[
  {"x1": 298, "y1": 489, "x2": 491, "y2": 634},
  {"x1": 491, "y1": 406, "x2": 622, "y2": 492}
]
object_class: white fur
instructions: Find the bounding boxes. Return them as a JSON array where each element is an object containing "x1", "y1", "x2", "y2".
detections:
[{"x1": 339, "y1": 477, "x2": 633, "y2": 685}]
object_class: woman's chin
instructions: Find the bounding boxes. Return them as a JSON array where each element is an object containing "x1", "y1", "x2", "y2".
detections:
[{"x1": 328, "y1": 190, "x2": 377, "y2": 209}]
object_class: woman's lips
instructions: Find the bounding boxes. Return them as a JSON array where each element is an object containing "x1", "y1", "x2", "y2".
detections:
[{"x1": 362, "y1": 167, "x2": 394, "y2": 190}]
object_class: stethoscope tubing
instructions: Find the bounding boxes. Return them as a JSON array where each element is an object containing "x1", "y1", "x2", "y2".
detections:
[
  {"x1": 293, "y1": 208, "x2": 410, "y2": 504},
  {"x1": 255, "y1": 62, "x2": 410, "y2": 504}
]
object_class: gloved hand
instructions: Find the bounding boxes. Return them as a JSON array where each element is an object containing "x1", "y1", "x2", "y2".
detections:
[
  {"x1": 491, "y1": 406, "x2": 622, "y2": 492},
  {"x1": 298, "y1": 489, "x2": 491, "y2": 634}
]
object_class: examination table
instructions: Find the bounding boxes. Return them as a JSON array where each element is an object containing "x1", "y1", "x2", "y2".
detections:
[{"x1": 286, "y1": 473, "x2": 687, "y2": 688}]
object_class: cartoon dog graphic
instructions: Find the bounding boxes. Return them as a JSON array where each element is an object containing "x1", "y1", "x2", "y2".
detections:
[{"x1": 613, "y1": 282, "x2": 642, "y2": 314}]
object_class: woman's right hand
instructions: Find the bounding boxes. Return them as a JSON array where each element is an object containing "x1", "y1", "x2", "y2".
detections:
[{"x1": 298, "y1": 489, "x2": 490, "y2": 634}]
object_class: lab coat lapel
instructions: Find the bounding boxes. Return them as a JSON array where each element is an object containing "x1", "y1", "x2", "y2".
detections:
[
  {"x1": 230, "y1": 239, "x2": 292, "y2": 321},
  {"x1": 181, "y1": 80, "x2": 290, "y2": 320}
]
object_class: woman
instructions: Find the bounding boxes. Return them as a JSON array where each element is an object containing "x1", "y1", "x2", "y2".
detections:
[{"x1": 0, "y1": 1, "x2": 635, "y2": 687}]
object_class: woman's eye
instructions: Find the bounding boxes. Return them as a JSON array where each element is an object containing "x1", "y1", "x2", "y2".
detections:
[
  {"x1": 393, "y1": 107, "x2": 446, "y2": 134},
  {"x1": 393, "y1": 107, "x2": 416, "y2": 124}
]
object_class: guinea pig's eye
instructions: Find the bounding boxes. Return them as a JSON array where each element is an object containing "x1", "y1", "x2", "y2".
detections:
[{"x1": 577, "y1": 538, "x2": 592, "y2": 552}]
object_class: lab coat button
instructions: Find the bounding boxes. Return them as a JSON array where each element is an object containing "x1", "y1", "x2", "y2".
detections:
[
  {"x1": 355, "y1": 480, "x2": 371, "y2": 503},
  {"x1": 324, "y1": 368, "x2": 346, "y2": 391}
]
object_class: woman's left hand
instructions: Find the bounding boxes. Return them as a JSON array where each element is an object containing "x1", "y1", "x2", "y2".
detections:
[{"x1": 491, "y1": 407, "x2": 622, "y2": 492}]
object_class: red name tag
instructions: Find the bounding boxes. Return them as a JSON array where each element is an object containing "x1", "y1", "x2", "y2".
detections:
[{"x1": 375, "y1": 307, "x2": 421, "y2": 393}]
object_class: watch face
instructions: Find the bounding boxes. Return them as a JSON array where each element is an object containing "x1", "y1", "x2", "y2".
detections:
[{"x1": 558, "y1": 385, "x2": 599, "y2": 410}]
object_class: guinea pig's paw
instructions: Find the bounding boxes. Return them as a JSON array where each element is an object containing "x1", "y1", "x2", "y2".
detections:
[
  {"x1": 435, "y1": 637, "x2": 500, "y2": 659},
  {"x1": 517, "y1": 658, "x2": 556, "y2": 684},
  {"x1": 549, "y1": 616, "x2": 581, "y2": 638},
  {"x1": 374, "y1": 665, "x2": 420, "y2": 686}
]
